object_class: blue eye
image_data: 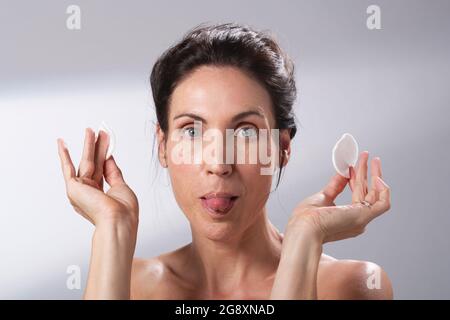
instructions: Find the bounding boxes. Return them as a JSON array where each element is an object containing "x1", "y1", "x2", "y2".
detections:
[
  {"x1": 182, "y1": 127, "x2": 201, "y2": 138},
  {"x1": 235, "y1": 126, "x2": 258, "y2": 138}
]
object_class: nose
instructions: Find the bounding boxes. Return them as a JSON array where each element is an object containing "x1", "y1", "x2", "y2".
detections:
[
  {"x1": 201, "y1": 130, "x2": 233, "y2": 177},
  {"x1": 205, "y1": 162, "x2": 232, "y2": 177}
]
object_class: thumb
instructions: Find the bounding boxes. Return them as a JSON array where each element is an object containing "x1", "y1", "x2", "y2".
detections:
[
  {"x1": 104, "y1": 156, "x2": 126, "y2": 187},
  {"x1": 321, "y1": 173, "x2": 349, "y2": 204}
]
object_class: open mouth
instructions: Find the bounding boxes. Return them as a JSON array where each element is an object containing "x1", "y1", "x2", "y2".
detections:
[{"x1": 200, "y1": 196, "x2": 239, "y2": 215}]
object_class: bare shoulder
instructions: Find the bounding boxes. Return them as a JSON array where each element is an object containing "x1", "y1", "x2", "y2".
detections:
[
  {"x1": 318, "y1": 254, "x2": 393, "y2": 300},
  {"x1": 130, "y1": 256, "x2": 167, "y2": 299},
  {"x1": 130, "y1": 247, "x2": 193, "y2": 299}
]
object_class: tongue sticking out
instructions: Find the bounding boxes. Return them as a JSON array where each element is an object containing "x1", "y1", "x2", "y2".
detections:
[{"x1": 203, "y1": 197, "x2": 233, "y2": 212}]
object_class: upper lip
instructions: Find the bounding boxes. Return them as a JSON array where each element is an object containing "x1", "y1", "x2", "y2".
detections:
[{"x1": 200, "y1": 192, "x2": 239, "y2": 199}]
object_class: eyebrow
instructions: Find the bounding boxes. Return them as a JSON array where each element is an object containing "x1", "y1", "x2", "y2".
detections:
[{"x1": 173, "y1": 109, "x2": 265, "y2": 124}]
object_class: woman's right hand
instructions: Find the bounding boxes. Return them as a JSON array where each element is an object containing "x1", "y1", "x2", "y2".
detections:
[{"x1": 57, "y1": 128, "x2": 139, "y2": 228}]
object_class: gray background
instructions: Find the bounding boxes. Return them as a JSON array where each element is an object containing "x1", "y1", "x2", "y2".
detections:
[{"x1": 0, "y1": 0, "x2": 449, "y2": 299}]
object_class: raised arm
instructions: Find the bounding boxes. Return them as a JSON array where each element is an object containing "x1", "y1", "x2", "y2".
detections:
[
  {"x1": 57, "y1": 128, "x2": 139, "y2": 299},
  {"x1": 271, "y1": 152, "x2": 392, "y2": 299}
]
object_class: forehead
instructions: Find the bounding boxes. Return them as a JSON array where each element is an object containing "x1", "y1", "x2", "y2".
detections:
[{"x1": 169, "y1": 66, "x2": 275, "y2": 125}]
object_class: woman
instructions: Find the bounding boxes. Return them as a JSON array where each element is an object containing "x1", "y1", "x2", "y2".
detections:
[{"x1": 56, "y1": 23, "x2": 392, "y2": 299}]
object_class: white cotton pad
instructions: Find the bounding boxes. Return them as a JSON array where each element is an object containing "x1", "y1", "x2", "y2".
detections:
[
  {"x1": 332, "y1": 133, "x2": 359, "y2": 178},
  {"x1": 97, "y1": 121, "x2": 116, "y2": 160}
]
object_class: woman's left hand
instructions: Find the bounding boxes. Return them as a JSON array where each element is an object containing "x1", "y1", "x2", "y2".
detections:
[{"x1": 286, "y1": 151, "x2": 391, "y2": 243}]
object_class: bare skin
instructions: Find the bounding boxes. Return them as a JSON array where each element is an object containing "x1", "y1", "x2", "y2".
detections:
[
  {"x1": 130, "y1": 245, "x2": 393, "y2": 300},
  {"x1": 57, "y1": 66, "x2": 393, "y2": 300}
]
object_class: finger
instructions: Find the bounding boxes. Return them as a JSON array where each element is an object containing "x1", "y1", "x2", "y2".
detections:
[
  {"x1": 371, "y1": 156, "x2": 382, "y2": 179},
  {"x1": 57, "y1": 138, "x2": 76, "y2": 184},
  {"x1": 365, "y1": 187, "x2": 378, "y2": 205},
  {"x1": 77, "y1": 128, "x2": 96, "y2": 179},
  {"x1": 349, "y1": 165, "x2": 356, "y2": 192},
  {"x1": 104, "y1": 156, "x2": 126, "y2": 187},
  {"x1": 365, "y1": 157, "x2": 382, "y2": 204},
  {"x1": 358, "y1": 151, "x2": 369, "y2": 194},
  {"x1": 92, "y1": 130, "x2": 110, "y2": 186},
  {"x1": 321, "y1": 173, "x2": 349, "y2": 204},
  {"x1": 369, "y1": 176, "x2": 391, "y2": 220},
  {"x1": 352, "y1": 151, "x2": 369, "y2": 203}
]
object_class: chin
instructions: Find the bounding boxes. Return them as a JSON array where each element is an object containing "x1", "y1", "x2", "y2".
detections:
[{"x1": 200, "y1": 220, "x2": 236, "y2": 241}]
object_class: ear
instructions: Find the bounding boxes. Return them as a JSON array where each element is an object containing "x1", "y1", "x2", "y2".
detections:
[
  {"x1": 280, "y1": 129, "x2": 292, "y2": 168},
  {"x1": 156, "y1": 123, "x2": 168, "y2": 168}
]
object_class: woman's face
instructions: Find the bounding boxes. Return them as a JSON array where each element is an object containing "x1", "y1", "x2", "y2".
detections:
[{"x1": 157, "y1": 66, "x2": 290, "y2": 241}]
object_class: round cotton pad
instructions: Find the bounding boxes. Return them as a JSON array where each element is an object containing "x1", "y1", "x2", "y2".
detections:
[
  {"x1": 97, "y1": 121, "x2": 115, "y2": 160},
  {"x1": 332, "y1": 133, "x2": 359, "y2": 178}
]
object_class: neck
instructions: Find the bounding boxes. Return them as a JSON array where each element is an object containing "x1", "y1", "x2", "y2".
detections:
[{"x1": 187, "y1": 208, "x2": 283, "y2": 297}]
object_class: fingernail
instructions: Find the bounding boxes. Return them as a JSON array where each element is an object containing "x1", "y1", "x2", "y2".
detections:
[{"x1": 58, "y1": 138, "x2": 67, "y2": 149}]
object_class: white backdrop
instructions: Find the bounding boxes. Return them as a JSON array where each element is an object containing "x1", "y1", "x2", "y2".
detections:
[{"x1": 0, "y1": 0, "x2": 449, "y2": 299}]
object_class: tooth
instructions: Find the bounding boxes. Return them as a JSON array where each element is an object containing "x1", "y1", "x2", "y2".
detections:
[
  {"x1": 97, "y1": 121, "x2": 116, "y2": 160},
  {"x1": 332, "y1": 133, "x2": 359, "y2": 178}
]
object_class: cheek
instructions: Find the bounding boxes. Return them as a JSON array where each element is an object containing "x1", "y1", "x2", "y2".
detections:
[
  {"x1": 238, "y1": 165, "x2": 273, "y2": 202},
  {"x1": 167, "y1": 164, "x2": 199, "y2": 210}
]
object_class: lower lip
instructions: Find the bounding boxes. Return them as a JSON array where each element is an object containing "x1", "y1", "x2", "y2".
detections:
[{"x1": 200, "y1": 197, "x2": 238, "y2": 217}]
